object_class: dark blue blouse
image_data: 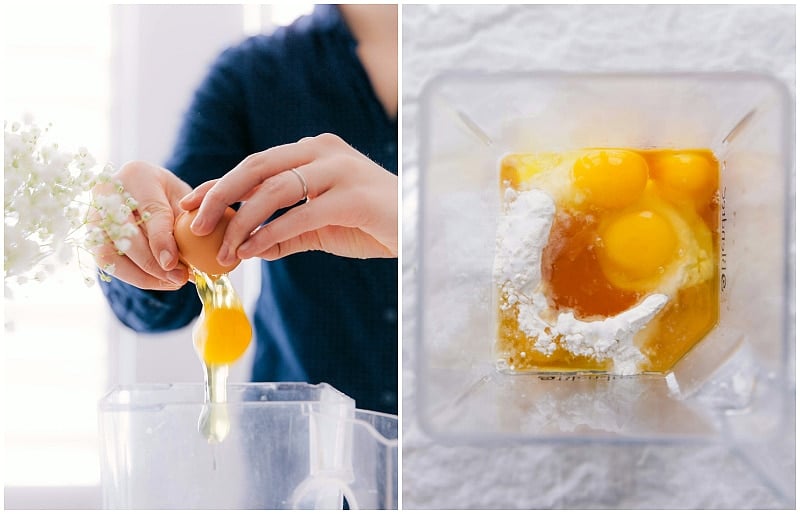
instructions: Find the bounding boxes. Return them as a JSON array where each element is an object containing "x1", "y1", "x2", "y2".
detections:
[{"x1": 100, "y1": 5, "x2": 398, "y2": 414}]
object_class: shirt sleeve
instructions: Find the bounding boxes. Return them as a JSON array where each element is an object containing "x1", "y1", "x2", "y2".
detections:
[
  {"x1": 98, "y1": 278, "x2": 200, "y2": 333},
  {"x1": 99, "y1": 43, "x2": 254, "y2": 333}
]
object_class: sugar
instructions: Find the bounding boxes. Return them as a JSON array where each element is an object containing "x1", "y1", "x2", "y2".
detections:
[{"x1": 494, "y1": 187, "x2": 668, "y2": 374}]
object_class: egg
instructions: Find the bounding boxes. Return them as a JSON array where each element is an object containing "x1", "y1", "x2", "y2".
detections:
[
  {"x1": 174, "y1": 207, "x2": 240, "y2": 275},
  {"x1": 595, "y1": 186, "x2": 714, "y2": 294},
  {"x1": 497, "y1": 147, "x2": 720, "y2": 373},
  {"x1": 599, "y1": 208, "x2": 678, "y2": 282},
  {"x1": 193, "y1": 306, "x2": 252, "y2": 365},
  {"x1": 650, "y1": 151, "x2": 719, "y2": 208},
  {"x1": 572, "y1": 149, "x2": 648, "y2": 208}
]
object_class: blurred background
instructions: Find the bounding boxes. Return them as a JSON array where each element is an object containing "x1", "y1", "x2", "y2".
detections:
[{"x1": 3, "y1": 3, "x2": 312, "y2": 509}]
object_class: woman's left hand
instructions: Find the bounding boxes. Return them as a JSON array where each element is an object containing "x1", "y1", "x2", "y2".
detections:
[{"x1": 179, "y1": 133, "x2": 398, "y2": 264}]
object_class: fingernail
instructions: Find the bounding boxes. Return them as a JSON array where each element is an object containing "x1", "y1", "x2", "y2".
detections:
[
  {"x1": 167, "y1": 269, "x2": 185, "y2": 284},
  {"x1": 181, "y1": 191, "x2": 195, "y2": 203},
  {"x1": 190, "y1": 215, "x2": 205, "y2": 233},
  {"x1": 159, "y1": 250, "x2": 173, "y2": 269},
  {"x1": 217, "y1": 243, "x2": 232, "y2": 266},
  {"x1": 238, "y1": 241, "x2": 252, "y2": 257}
]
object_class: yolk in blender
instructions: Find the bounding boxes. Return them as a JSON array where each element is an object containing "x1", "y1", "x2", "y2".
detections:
[
  {"x1": 572, "y1": 149, "x2": 649, "y2": 208},
  {"x1": 498, "y1": 148, "x2": 720, "y2": 373},
  {"x1": 650, "y1": 152, "x2": 718, "y2": 207},
  {"x1": 599, "y1": 210, "x2": 678, "y2": 280}
]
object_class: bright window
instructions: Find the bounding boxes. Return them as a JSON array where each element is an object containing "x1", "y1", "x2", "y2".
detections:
[{"x1": 4, "y1": 3, "x2": 113, "y2": 488}]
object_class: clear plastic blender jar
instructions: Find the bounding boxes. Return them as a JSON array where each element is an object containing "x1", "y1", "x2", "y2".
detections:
[
  {"x1": 98, "y1": 382, "x2": 398, "y2": 509},
  {"x1": 416, "y1": 71, "x2": 793, "y2": 443}
]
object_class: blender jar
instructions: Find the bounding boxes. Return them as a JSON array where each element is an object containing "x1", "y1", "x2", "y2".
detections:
[
  {"x1": 416, "y1": 71, "x2": 793, "y2": 443},
  {"x1": 98, "y1": 382, "x2": 398, "y2": 509}
]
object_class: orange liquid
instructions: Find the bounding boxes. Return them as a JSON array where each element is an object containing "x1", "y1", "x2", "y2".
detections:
[
  {"x1": 541, "y1": 210, "x2": 641, "y2": 318},
  {"x1": 194, "y1": 306, "x2": 252, "y2": 365},
  {"x1": 498, "y1": 148, "x2": 720, "y2": 373}
]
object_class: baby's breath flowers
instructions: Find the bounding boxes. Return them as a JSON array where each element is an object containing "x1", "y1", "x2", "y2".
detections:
[{"x1": 4, "y1": 118, "x2": 145, "y2": 296}]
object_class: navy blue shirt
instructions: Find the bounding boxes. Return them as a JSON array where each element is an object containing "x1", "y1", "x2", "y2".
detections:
[{"x1": 100, "y1": 5, "x2": 398, "y2": 414}]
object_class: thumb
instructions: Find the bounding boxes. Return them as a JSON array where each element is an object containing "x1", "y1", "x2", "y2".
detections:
[{"x1": 140, "y1": 198, "x2": 181, "y2": 271}]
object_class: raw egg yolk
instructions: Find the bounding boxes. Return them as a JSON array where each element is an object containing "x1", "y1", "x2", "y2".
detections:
[
  {"x1": 194, "y1": 306, "x2": 252, "y2": 365},
  {"x1": 572, "y1": 149, "x2": 649, "y2": 209},
  {"x1": 599, "y1": 210, "x2": 678, "y2": 281},
  {"x1": 651, "y1": 152, "x2": 718, "y2": 206}
]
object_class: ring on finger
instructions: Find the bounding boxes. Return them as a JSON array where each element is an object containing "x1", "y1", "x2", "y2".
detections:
[{"x1": 289, "y1": 167, "x2": 309, "y2": 203}]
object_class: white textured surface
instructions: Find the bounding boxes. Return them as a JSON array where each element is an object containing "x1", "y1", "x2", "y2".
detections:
[{"x1": 402, "y1": 4, "x2": 795, "y2": 509}]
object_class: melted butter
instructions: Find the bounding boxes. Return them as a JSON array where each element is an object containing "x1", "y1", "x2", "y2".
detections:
[{"x1": 191, "y1": 268, "x2": 252, "y2": 443}]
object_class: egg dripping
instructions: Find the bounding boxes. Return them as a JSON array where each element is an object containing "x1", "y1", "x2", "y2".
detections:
[{"x1": 173, "y1": 207, "x2": 253, "y2": 443}]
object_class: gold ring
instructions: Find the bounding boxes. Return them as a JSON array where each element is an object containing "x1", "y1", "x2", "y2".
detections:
[{"x1": 289, "y1": 168, "x2": 308, "y2": 203}]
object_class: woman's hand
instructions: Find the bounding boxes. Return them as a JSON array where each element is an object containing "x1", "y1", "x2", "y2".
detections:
[
  {"x1": 91, "y1": 161, "x2": 192, "y2": 289},
  {"x1": 179, "y1": 133, "x2": 398, "y2": 264}
]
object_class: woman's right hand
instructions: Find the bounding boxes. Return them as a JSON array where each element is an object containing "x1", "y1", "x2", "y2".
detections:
[
  {"x1": 179, "y1": 133, "x2": 398, "y2": 263},
  {"x1": 90, "y1": 161, "x2": 193, "y2": 290}
]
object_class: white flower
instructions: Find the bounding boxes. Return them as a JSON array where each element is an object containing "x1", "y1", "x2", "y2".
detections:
[
  {"x1": 85, "y1": 227, "x2": 106, "y2": 248},
  {"x1": 113, "y1": 238, "x2": 132, "y2": 253},
  {"x1": 4, "y1": 118, "x2": 142, "y2": 295}
]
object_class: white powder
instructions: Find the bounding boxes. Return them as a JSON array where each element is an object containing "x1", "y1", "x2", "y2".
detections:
[
  {"x1": 495, "y1": 187, "x2": 668, "y2": 374},
  {"x1": 493, "y1": 187, "x2": 555, "y2": 297}
]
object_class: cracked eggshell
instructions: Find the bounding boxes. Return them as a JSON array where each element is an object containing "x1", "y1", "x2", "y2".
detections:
[{"x1": 174, "y1": 207, "x2": 240, "y2": 275}]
